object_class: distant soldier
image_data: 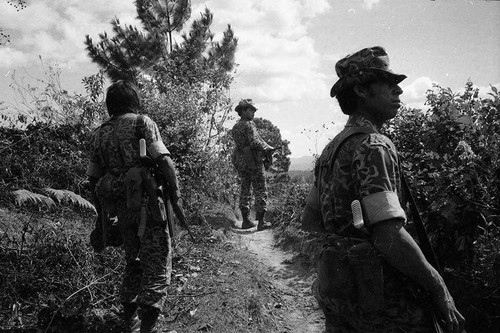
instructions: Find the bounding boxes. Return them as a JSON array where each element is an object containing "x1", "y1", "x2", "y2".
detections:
[
  {"x1": 87, "y1": 81, "x2": 180, "y2": 333},
  {"x1": 231, "y1": 99, "x2": 274, "y2": 230}
]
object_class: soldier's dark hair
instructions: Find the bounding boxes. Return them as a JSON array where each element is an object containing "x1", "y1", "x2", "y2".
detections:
[
  {"x1": 105, "y1": 80, "x2": 141, "y2": 116},
  {"x1": 336, "y1": 86, "x2": 359, "y2": 115}
]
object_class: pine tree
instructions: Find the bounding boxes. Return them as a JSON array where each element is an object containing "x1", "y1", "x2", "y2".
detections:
[{"x1": 84, "y1": 0, "x2": 237, "y2": 86}]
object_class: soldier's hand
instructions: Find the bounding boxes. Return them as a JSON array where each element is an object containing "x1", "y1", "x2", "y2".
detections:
[
  {"x1": 434, "y1": 291, "x2": 465, "y2": 333},
  {"x1": 265, "y1": 147, "x2": 276, "y2": 155},
  {"x1": 170, "y1": 188, "x2": 181, "y2": 203}
]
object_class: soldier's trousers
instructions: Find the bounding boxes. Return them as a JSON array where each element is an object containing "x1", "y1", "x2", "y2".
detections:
[
  {"x1": 117, "y1": 205, "x2": 172, "y2": 310},
  {"x1": 238, "y1": 169, "x2": 268, "y2": 215}
]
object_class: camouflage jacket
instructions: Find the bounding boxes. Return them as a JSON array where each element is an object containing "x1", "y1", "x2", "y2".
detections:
[
  {"x1": 317, "y1": 115, "x2": 406, "y2": 237},
  {"x1": 86, "y1": 113, "x2": 169, "y2": 179},
  {"x1": 231, "y1": 119, "x2": 272, "y2": 172}
]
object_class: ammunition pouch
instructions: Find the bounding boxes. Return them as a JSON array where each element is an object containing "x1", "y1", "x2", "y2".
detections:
[
  {"x1": 90, "y1": 213, "x2": 123, "y2": 252},
  {"x1": 348, "y1": 241, "x2": 385, "y2": 312},
  {"x1": 318, "y1": 239, "x2": 385, "y2": 313},
  {"x1": 95, "y1": 171, "x2": 126, "y2": 216},
  {"x1": 124, "y1": 167, "x2": 167, "y2": 224},
  {"x1": 124, "y1": 167, "x2": 146, "y2": 211}
]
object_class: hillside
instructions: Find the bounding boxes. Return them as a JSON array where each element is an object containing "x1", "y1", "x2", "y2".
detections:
[{"x1": 289, "y1": 156, "x2": 315, "y2": 171}]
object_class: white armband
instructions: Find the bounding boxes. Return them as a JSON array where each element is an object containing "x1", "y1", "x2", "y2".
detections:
[{"x1": 361, "y1": 191, "x2": 406, "y2": 226}]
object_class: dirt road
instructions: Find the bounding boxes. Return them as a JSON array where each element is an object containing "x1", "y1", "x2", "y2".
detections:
[{"x1": 235, "y1": 227, "x2": 324, "y2": 333}]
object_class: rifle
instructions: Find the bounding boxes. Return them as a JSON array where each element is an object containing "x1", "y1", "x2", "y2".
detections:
[
  {"x1": 138, "y1": 139, "x2": 196, "y2": 245},
  {"x1": 401, "y1": 171, "x2": 465, "y2": 333},
  {"x1": 263, "y1": 145, "x2": 282, "y2": 171}
]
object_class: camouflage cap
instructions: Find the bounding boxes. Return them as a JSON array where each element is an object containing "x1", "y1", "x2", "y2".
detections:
[
  {"x1": 330, "y1": 46, "x2": 407, "y2": 97},
  {"x1": 235, "y1": 99, "x2": 257, "y2": 112}
]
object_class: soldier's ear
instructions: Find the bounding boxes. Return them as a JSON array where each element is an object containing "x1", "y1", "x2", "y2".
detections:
[{"x1": 353, "y1": 84, "x2": 368, "y2": 99}]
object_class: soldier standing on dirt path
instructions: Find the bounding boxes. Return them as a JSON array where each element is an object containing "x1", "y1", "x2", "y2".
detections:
[
  {"x1": 87, "y1": 80, "x2": 181, "y2": 333},
  {"x1": 231, "y1": 99, "x2": 275, "y2": 231},
  {"x1": 311, "y1": 46, "x2": 465, "y2": 333}
]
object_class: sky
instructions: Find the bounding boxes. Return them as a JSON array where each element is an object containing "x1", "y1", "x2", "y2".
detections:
[{"x1": 1, "y1": 0, "x2": 499, "y2": 157}]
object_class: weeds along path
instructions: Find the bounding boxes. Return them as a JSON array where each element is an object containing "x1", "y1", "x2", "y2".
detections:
[{"x1": 235, "y1": 228, "x2": 324, "y2": 333}]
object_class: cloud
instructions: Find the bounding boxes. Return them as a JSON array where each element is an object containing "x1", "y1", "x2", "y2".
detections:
[
  {"x1": 0, "y1": 0, "x2": 138, "y2": 70},
  {"x1": 192, "y1": 0, "x2": 331, "y2": 103},
  {"x1": 0, "y1": 47, "x2": 30, "y2": 68},
  {"x1": 361, "y1": 0, "x2": 381, "y2": 10},
  {"x1": 401, "y1": 76, "x2": 435, "y2": 104}
]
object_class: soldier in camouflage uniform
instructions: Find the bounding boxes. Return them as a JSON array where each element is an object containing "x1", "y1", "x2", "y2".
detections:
[
  {"x1": 87, "y1": 81, "x2": 180, "y2": 333},
  {"x1": 231, "y1": 99, "x2": 274, "y2": 230},
  {"x1": 312, "y1": 47, "x2": 465, "y2": 332}
]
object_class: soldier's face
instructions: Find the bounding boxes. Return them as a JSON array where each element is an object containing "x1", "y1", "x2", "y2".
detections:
[
  {"x1": 242, "y1": 108, "x2": 256, "y2": 120},
  {"x1": 364, "y1": 81, "x2": 403, "y2": 123}
]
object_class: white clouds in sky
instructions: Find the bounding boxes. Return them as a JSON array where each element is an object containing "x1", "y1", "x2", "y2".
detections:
[
  {"x1": 192, "y1": 0, "x2": 331, "y2": 103},
  {"x1": 1, "y1": 0, "x2": 332, "y2": 103},
  {"x1": 401, "y1": 76, "x2": 435, "y2": 104},
  {"x1": 361, "y1": 0, "x2": 381, "y2": 10},
  {"x1": 0, "y1": 0, "x2": 138, "y2": 69}
]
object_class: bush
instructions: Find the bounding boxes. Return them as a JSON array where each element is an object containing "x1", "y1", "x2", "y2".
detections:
[{"x1": 0, "y1": 209, "x2": 123, "y2": 331}]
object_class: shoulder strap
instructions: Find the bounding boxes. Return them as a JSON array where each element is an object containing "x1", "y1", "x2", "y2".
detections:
[
  {"x1": 135, "y1": 114, "x2": 145, "y2": 140},
  {"x1": 315, "y1": 126, "x2": 376, "y2": 182}
]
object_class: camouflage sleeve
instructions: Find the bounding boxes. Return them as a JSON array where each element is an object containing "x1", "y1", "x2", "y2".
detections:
[
  {"x1": 140, "y1": 115, "x2": 170, "y2": 159},
  {"x1": 353, "y1": 134, "x2": 406, "y2": 226},
  {"x1": 246, "y1": 121, "x2": 272, "y2": 151},
  {"x1": 86, "y1": 127, "x2": 103, "y2": 178}
]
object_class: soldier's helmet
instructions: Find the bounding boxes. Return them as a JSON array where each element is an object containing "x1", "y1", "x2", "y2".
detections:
[
  {"x1": 235, "y1": 99, "x2": 257, "y2": 116},
  {"x1": 106, "y1": 80, "x2": 141, "y2": 116}
]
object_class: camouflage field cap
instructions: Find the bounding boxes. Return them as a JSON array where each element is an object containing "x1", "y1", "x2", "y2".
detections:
[
  {"x1": 330, "y1": 46, "x2": 407, "y2": 97},
  {"x1": 235, "y1": 99, "x2": 257, "y2": 112}
]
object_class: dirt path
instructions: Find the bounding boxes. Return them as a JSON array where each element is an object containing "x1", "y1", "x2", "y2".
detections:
[{"x1": 234, "y1": 227, "x2": 324, "y2": 333}]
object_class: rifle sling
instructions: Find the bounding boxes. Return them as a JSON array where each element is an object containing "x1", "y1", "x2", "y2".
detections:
[{"x1": 400, "y1": 170, "x2": 442, "y2": 274}]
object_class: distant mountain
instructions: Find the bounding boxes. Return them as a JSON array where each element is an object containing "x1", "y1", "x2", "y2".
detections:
[{"x1": 289, "y1": 156, "x2": 315, "y2": 171}]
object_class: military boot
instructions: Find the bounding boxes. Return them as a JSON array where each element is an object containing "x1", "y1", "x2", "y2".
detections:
[
  {"x1": 256, "y1": 211, "x2": 271, "y2": 231},
  {"x1": 241, "y1": 210, "x2": 256, "y2": 229},
  {"x1": 122, "y1": 303, "x2": 140, "y2": 333},
  {"x1": 139, "y1": 305, "x2": 160, "y2": 333}
]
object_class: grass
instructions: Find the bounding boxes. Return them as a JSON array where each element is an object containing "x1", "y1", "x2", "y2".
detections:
[{"x1": 0, "y1": 203, "x2": 300, "y2": 333}]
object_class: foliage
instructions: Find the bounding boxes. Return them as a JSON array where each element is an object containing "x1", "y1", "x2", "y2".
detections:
[
  {"x1": 0, "y1": 122, "x2": 91, "y2": 204},
  {"x1": 382, "y1": 82, "x2": 500, "y2": 331},
  {"x1": 0, "y1": 0, "x2": 28, "y2": 45},
  {"x1": 3, "y1": 60, "x2": 107, "y2": 129},
  {"x1": 11, "y1": 188, "x2": 96, "y2": 213},
  {"x1": 85, "y1": 0, "x2": 237, "y2": 85},
  {"x1": 385, "y1": 82, "x2": 500, "y2": 271},
  {"x1": 0, "y1": 209, "x2": 124, "y2": 331}
]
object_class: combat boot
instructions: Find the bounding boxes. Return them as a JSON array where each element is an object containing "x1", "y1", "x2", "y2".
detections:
[
  {"x1": 256, "y1": 211, "x2": 271, "y2": 231},
  {"x1": 241, "y1": 211, "x2": 256, "y2": 229},
  {"x1": 122, "y1": 303, "x2": 140, "y2": 333},
  {"x1": 139, "y1": 305, "x2": 160, "y2": 333}
]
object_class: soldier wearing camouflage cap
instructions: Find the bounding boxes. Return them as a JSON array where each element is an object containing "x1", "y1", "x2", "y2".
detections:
[
  {"x1": 231, "y1": 99, "x2": 274, "y2": 230},
  {"x1": 311, "y1": 47, "x2": 465, "y2": 332}
]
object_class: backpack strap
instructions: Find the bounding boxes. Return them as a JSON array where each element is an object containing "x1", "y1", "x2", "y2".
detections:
[
  {"x1": 135, "y1": 114, "x2": 145, "y2": 140},
  {"x1": 315, "y1": 126, "x2": 376, "y2": 184},
  {"x1": 303, "y1": 127, "x2": 376, "y2": 233}
]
